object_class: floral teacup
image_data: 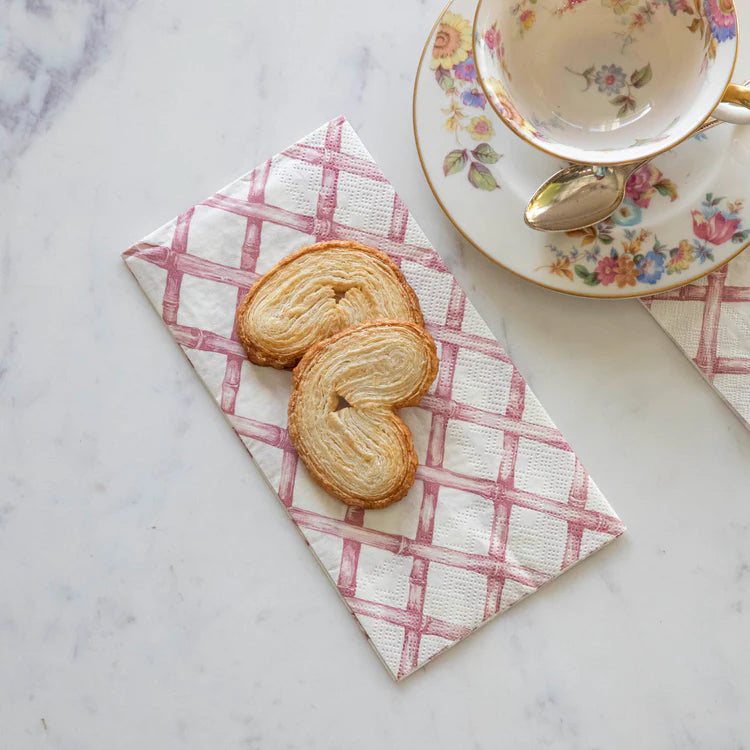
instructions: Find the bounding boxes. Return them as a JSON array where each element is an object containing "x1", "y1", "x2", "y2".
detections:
[{"x1": 473, "y1": 0, "x2": 750, "y2": 165}]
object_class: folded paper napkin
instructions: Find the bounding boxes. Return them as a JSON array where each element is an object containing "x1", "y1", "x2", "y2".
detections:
[
  {"x1": 123, "y1": 116, "x2": 625, "y2": 680},
  {"x1": 643, "y1": 251, "x2": 750, "y2": 428}
]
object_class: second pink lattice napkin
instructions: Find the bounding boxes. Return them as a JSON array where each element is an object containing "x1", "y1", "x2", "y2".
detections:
[
  {"x1": 643, "y1": 251, "x2": 750, "y2": 428},
  {"x1": 123, "y1": 116, "x2": 625, "y2": 680}
]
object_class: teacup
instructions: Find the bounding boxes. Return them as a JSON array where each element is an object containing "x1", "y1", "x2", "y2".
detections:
[{"x1": 473, "y1": 0, "x2": 750, "y2": 165}]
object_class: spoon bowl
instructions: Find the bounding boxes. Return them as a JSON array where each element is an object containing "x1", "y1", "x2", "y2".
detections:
[
  {"x1": 524, "y1": 117, "x2": 724, "y2": 233},
  {"x1": 524, "y1": 165, "x2": 627, "y2": 233}
]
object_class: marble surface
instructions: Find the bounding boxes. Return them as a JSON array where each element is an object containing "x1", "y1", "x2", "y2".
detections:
[{"x1": 1, "y1": 0, "x2": 749, "y2": 747}]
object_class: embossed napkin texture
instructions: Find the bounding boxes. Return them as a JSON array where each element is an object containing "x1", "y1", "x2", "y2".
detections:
[
  {"x1": 643, "y1": 249, "x2": 750, "y2": 428},
  {"x1": 123, "y1": 116, "x2": 625, "y2": 680}
]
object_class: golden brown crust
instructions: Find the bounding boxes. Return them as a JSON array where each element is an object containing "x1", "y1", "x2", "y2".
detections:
[
  {"x1": 288, "y1": 321, "x2": 439, "y2": 509},
  {"x1": 236, "y1": 241, "x2": 424, "y2": 370}
]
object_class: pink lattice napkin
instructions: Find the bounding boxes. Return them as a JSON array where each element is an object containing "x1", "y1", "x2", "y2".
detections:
[
  {"x1": 123, "y1": 116, "x2": 625, "y2": 680},
  {"x1": 643, "y1": 252, "x2": 750, "y2": 428}
]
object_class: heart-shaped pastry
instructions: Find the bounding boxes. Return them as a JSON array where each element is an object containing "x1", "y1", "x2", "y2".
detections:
[
  {"x1": 236, "y1": 241, "x2": 423, "y2": 369},
  {"x1": 288, "y1": 321, "x2": 439, "y2": 509}
]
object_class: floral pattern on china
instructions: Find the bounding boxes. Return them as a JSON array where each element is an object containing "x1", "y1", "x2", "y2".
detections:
[
  {"x1": 613, "y1": 0, "x2": 737, "y2": 60},
  {"x1": 566, "y1": 61, "x2": 653, "y2": 118},
  {"x1": 473, "y1": 15, "x2": 549, "y2": 145},
  {"x1": 430, "y1": 10, "x2": 749, "y2": 289},
  {"x1": 538, "y1": 185, "x2": 749, "y2": 288},
  {"x1": 477, "y1": 0, "x2": 738, "y2": 82},
  {"x1": 500, "y1": 0, "x2": 736, "y2": 54},
  {"x1": 431, "y1": 12, "x2": 503, "y2": 190},
  {"x1": 473, "y1": 0, "x2": 739, "y2": 162}
]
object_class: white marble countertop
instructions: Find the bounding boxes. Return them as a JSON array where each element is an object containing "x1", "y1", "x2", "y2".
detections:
[{"x1": 2, "y1": 0, "x2": 749, "y2": 747}]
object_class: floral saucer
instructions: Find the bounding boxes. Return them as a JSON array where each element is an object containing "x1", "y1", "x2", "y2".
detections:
[{"x1": 413, "y1": 0, "x2": 750, "y2": 298}]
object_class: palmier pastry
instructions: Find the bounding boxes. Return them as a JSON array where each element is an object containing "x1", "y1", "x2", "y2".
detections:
[
  {"x1": 236, "y1": 241, "x2": 423, "y2": 369},
  {"x1": 288, "y1": 321, "x2": 439, "y2": 509}
]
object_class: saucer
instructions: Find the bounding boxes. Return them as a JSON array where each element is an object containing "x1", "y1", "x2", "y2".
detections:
[{"x1": 413, "y1": 0, "x2": 750, "y2": 298}]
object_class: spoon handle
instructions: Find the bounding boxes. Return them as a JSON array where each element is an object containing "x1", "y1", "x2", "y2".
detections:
[
  {"x1": 525, "y1": 115, "x2": 731, "y2": 233},
  {"x1": 622, "y1": 118, "x2": 722, "y2": 177},
  {"x1": 691, "y1": 116, "x2": 722, "y2": 136}
]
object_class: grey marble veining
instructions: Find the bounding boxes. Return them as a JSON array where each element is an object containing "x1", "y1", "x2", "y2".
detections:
[
  {"x1": 0, "y1": 0, "x2": 135, "y2": 176},
  {"x1": 1, "y1": 0, "x2": 749, "y2": 748}
]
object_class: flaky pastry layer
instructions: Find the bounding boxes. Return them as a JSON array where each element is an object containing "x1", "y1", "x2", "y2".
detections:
[
  {"x1": 288, "y1": 321, "x2": 438, "y2": 509},
  {"x1": 237, "y1": 241, "x2": 423, "y2": 369}
]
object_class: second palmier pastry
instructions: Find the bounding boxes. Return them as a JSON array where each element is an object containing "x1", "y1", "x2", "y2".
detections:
[
  {"x1": 288, "y1": 320, "x2": 439, "y2": 509},
  {"x1": 236, "y1": 241, "x2": 423, "y2": 369}
]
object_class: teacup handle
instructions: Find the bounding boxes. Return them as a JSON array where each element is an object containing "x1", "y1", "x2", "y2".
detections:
[{"x1": 713, "y1": 83, "x2": 750, "y2": 126}]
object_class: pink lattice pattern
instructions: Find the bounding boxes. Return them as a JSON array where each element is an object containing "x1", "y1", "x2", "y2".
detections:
[
  {"x1": 644, "y1": 256, "x2": 750, "y2": 426},
  {"x1": 124, "y1": 117, "x2": 624, "y2": 679}
]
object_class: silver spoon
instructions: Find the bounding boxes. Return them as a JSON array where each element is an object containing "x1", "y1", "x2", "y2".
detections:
[{"x1": 524, "y1": 117, "x2": 722, "y2": 233}]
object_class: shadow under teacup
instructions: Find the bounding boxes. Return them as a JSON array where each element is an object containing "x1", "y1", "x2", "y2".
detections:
[{"x1": 473, "y1": 0, "x2": 750, "y2": 165}]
